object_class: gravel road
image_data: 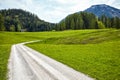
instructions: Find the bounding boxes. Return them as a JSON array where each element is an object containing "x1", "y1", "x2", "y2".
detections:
[{"x1": 8, "y1": 42, "x2": 94, "y2": 80}]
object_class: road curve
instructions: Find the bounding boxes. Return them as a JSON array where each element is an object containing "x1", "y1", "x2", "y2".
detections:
[{"x1": 8, "y1": 41, "x2": 94, "y2": 80}]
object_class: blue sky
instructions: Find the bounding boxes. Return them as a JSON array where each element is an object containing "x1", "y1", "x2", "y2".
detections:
[{"x1": 0, "y1": 0, "x2": 120, "y2": 23}]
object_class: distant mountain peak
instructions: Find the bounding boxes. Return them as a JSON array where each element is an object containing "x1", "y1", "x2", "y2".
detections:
[
  {"x1": 92, "y1": 4, "x2": 108, "y2": 7},
  {"x1": 84, "y1": 4, "x2": 120, "y2": 18}
]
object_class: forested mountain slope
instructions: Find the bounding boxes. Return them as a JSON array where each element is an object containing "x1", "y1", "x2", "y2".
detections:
[
  {"x1": 0, "y1": 9, "x2": 55, "y2": 31},
  {"x1": 55, "y1": 4, "x2": 120, "y2": 31},
  {"x1": 0, "y1": 4, "x2": 120, "y2": 32}
]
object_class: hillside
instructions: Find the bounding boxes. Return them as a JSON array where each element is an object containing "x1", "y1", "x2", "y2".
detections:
[
  {"x1": 0, "y1": 9, "x2": 54, "y2": 31},
  {"x1": 84, "y1": 4, "x2": 120, "y2": 18},
  {"x1": 55, "y1": 4, "x2": 120, "y2": 31},
  {"x1": 0, "y1": 4, "x2": 120, "y2": 32}
]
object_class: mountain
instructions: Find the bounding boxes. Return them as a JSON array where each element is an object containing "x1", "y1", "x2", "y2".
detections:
[
  {"x1": 0, "y1": 9, "x2": 54, "y2": 31},
  {"x1": 55, "y1": 4, "x2": 120, "y2": 31},
  {"x1": 84, "y1": 4, "x2": 120, "y2": 18},
  {"x1": 0, "y1": 5, "x2": 120, "y2": 32}
]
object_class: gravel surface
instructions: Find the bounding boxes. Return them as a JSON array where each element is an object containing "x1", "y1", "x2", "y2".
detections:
[{"x1": 8, "y1": 41, "x2": 94, "y2": 80}]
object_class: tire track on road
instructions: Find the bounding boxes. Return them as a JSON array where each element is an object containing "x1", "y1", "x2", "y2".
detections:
[{"x1": 8, "y1": 41, "x2": 94, "y2": 80}]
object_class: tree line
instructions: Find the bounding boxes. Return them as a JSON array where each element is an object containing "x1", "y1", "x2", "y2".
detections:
[
  {"x1": 0, "y1": 9, "x2": 120, "y2": 32},
  {"x1": 55, "y1": 12, "x2": 120, "y2": 31},
  {"x1": 0, "y1": 9, "x2": 54, "y2": 32}
]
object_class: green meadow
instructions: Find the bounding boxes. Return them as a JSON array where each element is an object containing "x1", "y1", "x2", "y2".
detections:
[
  {"x1": 0, "y1": 29, "x2": 120, "y2": 80},
  {"x1": 0, "y1": 30, "x2": 85, "y2": 80}
]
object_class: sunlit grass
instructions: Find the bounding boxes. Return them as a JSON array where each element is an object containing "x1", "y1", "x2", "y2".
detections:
[
  {"x1": 27, "y1": 29, "x2": 120, "y2": 80},
  {"x1": 0, "y1": 29, "x2": 120, "y2": 80}
]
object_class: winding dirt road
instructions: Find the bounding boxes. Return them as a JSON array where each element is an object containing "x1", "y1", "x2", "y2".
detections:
[{"x1": 8, "y1": 42, "x2": 94, "y2": 80}]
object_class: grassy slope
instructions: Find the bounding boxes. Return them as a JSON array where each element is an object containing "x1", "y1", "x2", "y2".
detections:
[
  {"x1": 0, "y1": 31, "x2": 82, "y2": 80},
  {"x1": 0, "y1": 29, "x2": 120, "y2": 80},
  {"x1": 27, "y1": 29, "x2": 120, "y2": 80}
]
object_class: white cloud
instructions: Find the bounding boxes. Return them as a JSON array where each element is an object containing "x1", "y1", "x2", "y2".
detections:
[
  {"x1": 0, "y1": 0, "x2": 120, "y2": 23},
  {"x1": 107, "y1": 0, "x2": 116, "y2": 5}
]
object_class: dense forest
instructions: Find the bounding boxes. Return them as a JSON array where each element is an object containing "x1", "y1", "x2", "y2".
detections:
[
  {"x1": 0, "y1": 9, "x2": 54, "y2": 31},
  {"x1": 0, "y1": 9, "x2": 120, "y2": 32},
  {"x1": 55, "y1": 12, "x2": 120, "y2": 31}
]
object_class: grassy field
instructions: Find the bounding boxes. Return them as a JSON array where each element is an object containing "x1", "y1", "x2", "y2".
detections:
[
  {"x1": 27, "y1": 29, "x2": 120, "y2": 80},
  {"x1": 0, "y1": 29, "x2": 120, "y2": 80},
  {"x1": 0, "y1": 30, "x2": 86, "y2": 80}
]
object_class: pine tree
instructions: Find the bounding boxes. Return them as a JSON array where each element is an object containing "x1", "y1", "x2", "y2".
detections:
[
  {"x1": 76, "y1": 15, "x2": 84, "y2": 29},
  {"x1": 0, "y1": 14, "x2": 5, "y2": 31},
  {"x1": 97, "y1": 21, "x2": 105, "y2": 29},
  {"x1": 70, "y1": 19, "x2": 75, "y2": 29},
  {"x1": 10, "y1": 25, "x2": 15, "y2": 31}
]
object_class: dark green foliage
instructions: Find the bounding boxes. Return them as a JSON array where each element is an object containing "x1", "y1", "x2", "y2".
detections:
[
  {"x1": 0, "y1": 14, "x2": 5, "y2": 31},
  {"x1": 0, "y1": 9, "x2": 55, "y2": 31},
  {"x1": 10, "y1": 25, "x2": 15, "y2": 31},
  {"x1": 0, "y1": 9, "x2": 120, "y2": 32},
  {"x1": 99, "y1": 15, "x2": 120, "y2": 29},
  {"x1": 55, "y1": 12, "x2": 99, "y2": 31},
  {"x1": 112, "y1": 17, "x2": 120, "y2": 29},
  {"x1": 55, "y1": 12, "x2": 120, "y2": 31}
]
